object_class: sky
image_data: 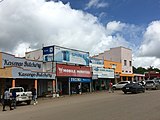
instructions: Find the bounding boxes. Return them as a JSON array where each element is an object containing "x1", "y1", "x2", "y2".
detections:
[{"x1": 0, "y1": 0, "x2": 160, "y2": 68}]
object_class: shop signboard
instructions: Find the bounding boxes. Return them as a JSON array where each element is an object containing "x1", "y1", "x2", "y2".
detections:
[
  {"x1": 12, "y1": 67, "x2": 55, "y2": 79},
  {"x1": 54, "y1": 46, "x2": 89, "y2": 66},
  {"x1": 90, "y1": 57, "x2": 104, "y2": 68},
  {"x1": 92, "y1": 67, "x2": 114, "y2": 78},
  {"x1": 70, "y1": 78, "x2": 91, "y2": 83},
  {"x1": 2, "y1": 53, "x2": 43, "y2": 71},
  {"x1": 43, "y1": 46, "x2": 54, "y2": 62},
  {"x1": 56, "y1": 64, "x2": 91, "y2": 78}
]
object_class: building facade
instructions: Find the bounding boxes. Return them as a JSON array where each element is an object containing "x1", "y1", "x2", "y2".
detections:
[
  {"x1": 94, "y1": 46, "x2": 134, "y2": 81},
  {"x1": 104, "y1": 60, "x2": 122, "y2": 83},
  {"x1": 0, "y1": 52, "x2": 56, "y2": 98},
  {"x1": 90, "y1": 57, "x2": 115, "y2": 91}
]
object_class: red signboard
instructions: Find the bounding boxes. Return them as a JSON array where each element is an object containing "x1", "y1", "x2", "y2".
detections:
[{"x1": 56, "y1": 64, "x2": 92, "y2": 78}]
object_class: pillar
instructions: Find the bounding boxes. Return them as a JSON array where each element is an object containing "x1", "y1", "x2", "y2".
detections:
[
  {"x1": 121, "y1": 76, "x2": 123, "y2": 81},
  {"x1": 90, "y1": 81, "x2": 92, "y2": 92},
  {"x1": 69, "y1": 79, "x2": 71, "y2": 96},
  {"x1": 35, "y1": 79, "x2": 37, "y2": 98},
  {"x1": 52, "y1": 80, "x2": 56, "y2": 93},
  {"x1": 12, "y1": 79, "x2": 16, "y2": 87},
  {"x1": 126, "y1": 77, "x2": 128, "y2": 81}
]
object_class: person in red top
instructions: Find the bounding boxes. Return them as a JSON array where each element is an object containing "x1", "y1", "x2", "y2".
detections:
[{"x1": 109, "y1": 81, "x2": 114, "y2": 93}]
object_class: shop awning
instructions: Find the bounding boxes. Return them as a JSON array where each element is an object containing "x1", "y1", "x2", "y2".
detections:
[{"x1": 120, "y1": 74, "x2": 134, "y2": 77}]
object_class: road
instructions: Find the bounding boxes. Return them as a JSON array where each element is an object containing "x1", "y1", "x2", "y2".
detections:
[{"x1": 0, "y1": 90, "x2": 160, "y2": 120}]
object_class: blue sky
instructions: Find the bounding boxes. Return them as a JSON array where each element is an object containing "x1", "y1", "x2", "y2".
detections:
[
  {"x1": 57, "y1": 0, "x2": 160, "y2": 25},
  {"x1": 0, "y1": 0, "x2": 160, "y2": 68}
]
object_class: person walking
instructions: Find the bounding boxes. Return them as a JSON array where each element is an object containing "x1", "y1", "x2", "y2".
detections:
[
  {"x1": 2, "y1": 88, "x2": 13, "y2": 111},
  {"x1": 31, "y1": 87, "x2": 37, "y2": 105},
  {"x1": 11, "y1": 89, "x2": 17, "y2": 109},
  {"x1": 109, "y1": 81, "x2": 114, "y2": 93}
]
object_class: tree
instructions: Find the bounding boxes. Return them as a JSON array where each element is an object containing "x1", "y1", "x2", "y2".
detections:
[{"x1": 133, "y1": 66, "x2": 147, "y2": 74}]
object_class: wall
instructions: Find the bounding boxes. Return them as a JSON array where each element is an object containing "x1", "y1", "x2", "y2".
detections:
[
  {"x1": 0, "y1": 53, "x2": 2, "y2": 68},
  {"x1": 0, "y1": 67, "x2": 12, "y2": 78},
  {"x1": 104, "y1": 60, "x2": 122, "y2": 74},
  {"x1": 121, "y1": 47, "x2": 133, "y2": 74},
  {"x1": 25, "y1": 49, "x2": 43, "y2": 61},
  {"x1": 104, "y1": 48, "x2": 121, "y2": 62}
]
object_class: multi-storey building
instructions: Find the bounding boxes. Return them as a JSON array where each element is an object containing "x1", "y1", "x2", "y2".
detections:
[
  {"x1": 104, "y1": 60, "x2": 122, "y2": 83},
  {"x1": 93, "y1": 46, "x2": 134, "y2": 82}
]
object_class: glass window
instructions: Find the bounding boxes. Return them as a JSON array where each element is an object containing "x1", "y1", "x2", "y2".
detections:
[
  {"x1": 129, "y1": 61, "x2": 132, "y2": 66},
  {"x1": 124, "y1": 60, "x2": 127, "y2": 66}
]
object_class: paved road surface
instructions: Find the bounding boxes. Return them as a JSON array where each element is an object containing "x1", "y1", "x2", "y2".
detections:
[{"x1": 0, "y1": 90, "x2": 160, "y2": 120}]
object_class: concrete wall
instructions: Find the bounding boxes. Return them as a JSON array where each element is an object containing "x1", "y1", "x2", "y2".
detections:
[
  {"x1": 104, "y1": 60, "x2": 122, "y2": 74},
  {"x1": 25, "y1": 49, "x2": 43, "y2": 61}
]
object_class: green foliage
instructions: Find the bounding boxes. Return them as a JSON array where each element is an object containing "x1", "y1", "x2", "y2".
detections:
[{"x1": 133, "y1": 66, "x2": 160, "y2": 74}]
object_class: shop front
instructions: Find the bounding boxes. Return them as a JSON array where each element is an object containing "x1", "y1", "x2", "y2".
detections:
[
  {"x1": 56, "y1": 64, "x2": 92, "y2": 95},
  {"x1": 92, "y1": 67, "x2": 115, "y2": 91},
  {"x1": 69, "y1": 77, "x2": 91, "y2": 94},
  {"x1": 90, "y1": 58, "x2": 115, "y2": 91},
  {"x1": 0, "y1": 52, "x2": 56, "y2": 97},
  {"x1": 0, "y1": 66, "x2": 56, "y2": 97}
]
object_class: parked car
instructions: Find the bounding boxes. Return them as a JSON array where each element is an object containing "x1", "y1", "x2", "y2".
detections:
[
  {"x1": 122, "y1": 83, "x2": 145, "y2": 94},
  {"x1": 9, "y1": 87, "x2": 32, "y2": 105},
  {"x1": 112, "y1": 81, "x2": 130, "y2": 90},
  {"x1": 145, "y1": 80, "x2": 160, "y2": 90},
  {"x1": 138, "y1": 81, "x2": 146, "y2": 87}
]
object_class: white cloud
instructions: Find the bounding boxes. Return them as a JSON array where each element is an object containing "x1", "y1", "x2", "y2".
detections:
[
  {"x1": 106, "y1": 21, "x2": 126, "y2": 34},
  {"x1": 2, "y1": 0, "x2": 158, "y2": 70},
  {"x1": 139, "y1": 21, "x2": 160, "y2": 58},
  {"x1": 133, "y1": 56, "x2": 160, "y2": 69},
  {"x1": 85, "y1": 0, "x2": 109, "y2": 10},
  {"x1": 132, "y1": 20, "x2": 160, "y2": 68},
  {"x1": 0, "y1": 0, "x2": 131, "y2": 57}
]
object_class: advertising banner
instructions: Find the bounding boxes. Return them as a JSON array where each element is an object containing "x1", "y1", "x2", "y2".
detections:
[
  {"x1": 12, "y1": 67, "x2": 55, "y2": 79},
  {"x1": 92, "y1": 67, "x2": 114, "y2": 78},
  {"x1": 54, "y1": 46, "x2": 89, "y2": 66},
  {"x1": 70, "y1": 78, "x2": 91, "y2": 83},
  {"x1": 90, "y1": 57, "x2": 104, "y2": 68},
  {"x1": 2, "y1": 53, "x2": 43, "y2": 71},
  {"x1": 43, "y1": 46, "x2": 54, "y2": 62},
  {"x1": 56, "y1": 64, "x2": 91, "y2": 78}
]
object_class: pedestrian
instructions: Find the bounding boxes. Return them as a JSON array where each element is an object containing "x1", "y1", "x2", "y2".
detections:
[
  {"x1": 2, "y1": 88, "x2": 13, "y2": 111},
  {"x1": 11, "y1": 89, "x2": 17, "y2": 109},
  {"x1": 31, "y1": 87, "x2": 37, "y2": 105},
  {"x1": 109, "y1": 81, "x2": 114, "y2": 93}
]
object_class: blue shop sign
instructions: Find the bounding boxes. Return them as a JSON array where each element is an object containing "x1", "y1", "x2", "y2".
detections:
[
  {"x1": 70, "y1": 78, "x2": 91, "y2": 83},
  {"x1": 43, "y1": 46, "x2": 54, "y2": 55}
]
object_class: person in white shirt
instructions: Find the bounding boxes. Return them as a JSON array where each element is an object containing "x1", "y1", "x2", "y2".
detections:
[{"x1": 2, "y1": 88, "x2": 13, "y2": 111}]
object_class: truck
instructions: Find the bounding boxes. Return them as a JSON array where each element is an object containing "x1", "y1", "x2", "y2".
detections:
[{"x1": 9, "y1": 87, "x2": 32, "y2": 105}]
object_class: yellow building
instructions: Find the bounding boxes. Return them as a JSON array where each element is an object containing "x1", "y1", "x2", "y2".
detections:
[
  {"x1": 104, "y1": 60, "x2": 122, "y2": 83},
  {"x1": 104, "y1": 60, "x2": 135, "y2": 83}
]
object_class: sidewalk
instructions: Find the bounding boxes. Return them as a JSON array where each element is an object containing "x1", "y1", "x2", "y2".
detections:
[{"x1": 0, "y1": 90, "x2": 116, "y2": 111}]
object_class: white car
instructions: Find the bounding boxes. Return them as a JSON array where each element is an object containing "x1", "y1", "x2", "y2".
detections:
[
  {"x1": 112, "y1": 81, "x2": 131, "y2": 90},
  {"x1": 9, "y1": 87, "x2": 32, "y2": 105}
]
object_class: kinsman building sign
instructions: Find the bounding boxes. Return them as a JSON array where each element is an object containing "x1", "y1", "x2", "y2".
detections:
[{"x1": 1, "y1": 53, "x2": 43, "y2": 71}]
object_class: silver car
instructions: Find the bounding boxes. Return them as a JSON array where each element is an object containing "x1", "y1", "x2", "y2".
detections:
[
  {"x1": 112, "y1": 81, "x2": 130, "y2": 90},
  {"x1": 145, "y1": 80, "x2": 160, "y2": 90}
]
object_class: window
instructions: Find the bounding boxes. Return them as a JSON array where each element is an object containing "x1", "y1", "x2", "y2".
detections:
[
  {"x1": 124, "y1": 60, "x2": 127, "y2": 66},
  {"x1": 129, "y1": 61, "x2": 132, "y2": 66}
]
